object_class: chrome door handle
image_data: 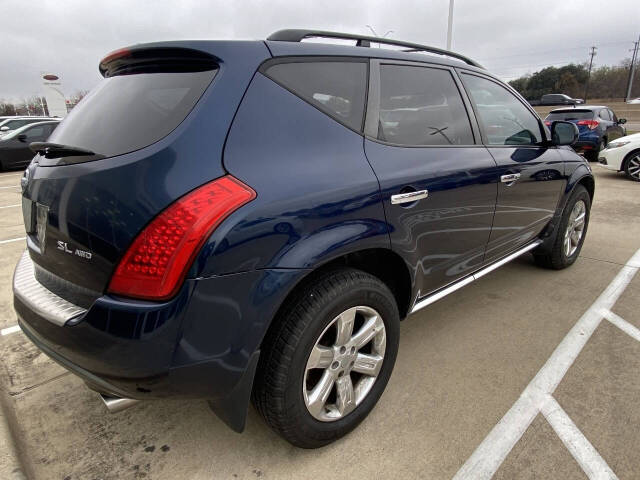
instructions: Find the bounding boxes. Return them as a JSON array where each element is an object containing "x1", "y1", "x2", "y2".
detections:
[
  {"x1": 391, "y1": 189, "x2": 429, "y2": 205},
  {"x1": 500, "y1": 173, "x2": 521, "y2": 185}
]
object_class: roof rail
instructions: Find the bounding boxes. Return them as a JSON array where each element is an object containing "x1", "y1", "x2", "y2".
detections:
[{"x1": 267, "y1": 29, "x2": 483, "y2": 69}]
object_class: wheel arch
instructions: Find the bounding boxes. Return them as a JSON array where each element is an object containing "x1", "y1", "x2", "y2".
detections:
[{"x1": 258, "y1": 247, "x2": 413, "y2": 350}]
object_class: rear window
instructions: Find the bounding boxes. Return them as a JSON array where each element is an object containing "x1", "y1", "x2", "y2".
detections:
[
  {"x1": 47, "y1": 69, "x2": 217, "y2": 158},
  {"x1": 546, "y1": 110, "x2": 593, "y2": 121},
  {"x1": 263, "y1": 60, "x2": 367, "y2": 132}
]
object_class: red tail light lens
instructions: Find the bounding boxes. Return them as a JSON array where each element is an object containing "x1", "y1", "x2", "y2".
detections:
[
  {"x1": 577, "y1": 119, "x2": 599, "y2": 130},
  {"x1": 544, "y1": 121, "x2": 551, "y2": 126},
  {"x1": 108, "y1": 175, "x2": 256, "y2": 300}
]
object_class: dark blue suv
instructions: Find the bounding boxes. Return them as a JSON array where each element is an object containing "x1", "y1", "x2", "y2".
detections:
[
  {"x1": 544, "y1": 106, "x2": 627, "y2": 161},
  {"x1": 13, "y1": 30, "x2": 594, "y2": 448}
]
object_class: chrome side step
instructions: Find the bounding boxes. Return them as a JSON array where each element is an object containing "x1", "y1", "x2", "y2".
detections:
[
  {"x1": 410, "y1": 241, "x2": 542, "y2": 315},
  {"x1": 99, "y1": 394, "x2": 140, "y2": 413}
]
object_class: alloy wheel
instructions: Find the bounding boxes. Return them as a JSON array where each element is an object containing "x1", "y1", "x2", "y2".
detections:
[
  {"x1": 627, "y1": 154, "x2": 640, "y2": 180},
  {"x1": 564, "y1": 200, "x2": 586, "y2": 257},
  {"x1": 303, "y1": 306, "x2": 386, "y2": 422}
]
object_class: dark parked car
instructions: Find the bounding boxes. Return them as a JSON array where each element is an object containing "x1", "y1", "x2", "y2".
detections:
[
  {"x1": 0, "y1": 121, "x2": 59, "y2": 170},
  {"x1": 0, "y1": 117, "x2": 54, "y2": 137},
  {"x1": 529, "y1": 93, "x2": 584, "y2": 106},
  {"x1": 13, "y1": 30, "x2": 594, "y2": 448},
  {"x1": 545, "y1": 106, "x2": 627, "y2": 161}
]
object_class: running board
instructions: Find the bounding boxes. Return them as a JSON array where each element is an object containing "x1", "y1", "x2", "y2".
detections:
[{"x1": 410, "y1": 241, "x2": 542, "y2": 315}]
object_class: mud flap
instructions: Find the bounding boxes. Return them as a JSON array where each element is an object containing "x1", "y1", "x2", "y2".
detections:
[{"x1": 207, "y1": 350, "x2": 260, "y2": 433}]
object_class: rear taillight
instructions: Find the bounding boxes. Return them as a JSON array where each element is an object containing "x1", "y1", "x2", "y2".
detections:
[
  {"x1": 544, "y1": 121, "x2": 551, "y2": 126},
  {"x1": 577, "y1": 119, "x2": 599, "y2": 130},
  {"x1": 108, "y1": 175, "x2": 256, "y2": 300}
]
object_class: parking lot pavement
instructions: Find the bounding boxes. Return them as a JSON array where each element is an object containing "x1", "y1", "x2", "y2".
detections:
[{"x1": 0, "y1": 167, "x2": 638, "y2": 479}]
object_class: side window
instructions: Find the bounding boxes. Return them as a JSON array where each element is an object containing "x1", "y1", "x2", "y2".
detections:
[
  {"x1": 609, "y1": 109, "x2": 618, "y2": 122},
  {"x1": 24, "y1": 126, "x2": 45, "y2": 140},
  {"x1": 599, "y1": 109, "x2": 611, "y2": 121},
  {"x1": 462, "y1": 74, "x2": 543, "y2": 146},
  {"x1": 264, "y1": 61, "x2": 367, "y2": 132},
  {"x1": 377, "y1": 65, "x2": 474, "y2": 146}
]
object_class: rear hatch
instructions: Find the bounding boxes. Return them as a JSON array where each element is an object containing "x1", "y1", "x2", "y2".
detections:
[
  {"x1": 545, "y1": 109, "x2": 598, "y2": 137},
  {"x1": 20, "y1": 42, "x2": 267, "y2": 304}
]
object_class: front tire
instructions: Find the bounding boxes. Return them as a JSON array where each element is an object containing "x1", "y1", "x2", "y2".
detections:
[
  {"x1": 623, "y1": 151, "x2": 640, "y2": 181},
  {"x1": 534, "y1": 185, "x2": 590, "y2": 269},
  {"x1": 252, "y1": 268, "x2": 400, "y2": 448}
]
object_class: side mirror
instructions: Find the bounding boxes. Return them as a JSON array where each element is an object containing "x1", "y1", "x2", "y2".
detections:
[
  {"x1": 0, "y1": 126, "x2": 9, "y2": 132},
  {"x1": 618, "y1": 118, "x2": 627, "y2": 125},
  {"x1": 17, "y1": 134, "x2": 27, "y2": 142},
  {"x1": 551, "y1": 121, "x2": 579, "y2": 146}
]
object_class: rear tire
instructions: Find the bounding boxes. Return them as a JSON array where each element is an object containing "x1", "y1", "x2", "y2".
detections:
[
  {"x1": 252, "y1": 267, "x2": 400, "y2": 448},
  {"x1": 623, "y1": 151, "x2": 640, "y2": 182},
  {"x1": 534, "y1": 185, "x2": 590, "y2": 269}
]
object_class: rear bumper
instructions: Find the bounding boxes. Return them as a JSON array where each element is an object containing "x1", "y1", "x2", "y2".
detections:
[{"x1": 13, "y1": 250, "x2": 309, "y2": 430}]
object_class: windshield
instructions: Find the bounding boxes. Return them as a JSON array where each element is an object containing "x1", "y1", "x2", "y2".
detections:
[
  {"x1": 546, "y1": 110, "x2": 593, "y2": 121},
  {"x1": 47, "y1": 69, "x2": 217, "y2": 159}
]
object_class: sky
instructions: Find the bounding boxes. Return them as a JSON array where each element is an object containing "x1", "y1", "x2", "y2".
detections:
[{"x1": 1, "y1": 0, "x2": 639, "y2": 100}]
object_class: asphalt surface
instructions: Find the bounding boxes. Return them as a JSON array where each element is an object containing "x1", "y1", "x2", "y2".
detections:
[{"x1": 0, "y1": 164, "x2": 638, "y2": 479}]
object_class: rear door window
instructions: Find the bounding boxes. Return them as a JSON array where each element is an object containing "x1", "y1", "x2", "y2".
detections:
[
  {"x1": 376, "y1": 65, "x2": 474, "y2": 146},
  {"x1": 46, "y1": 69, "x2": 217, "y2": 158},
  {"x1": 463, "y1": 74, "x2": 543, "y2": 145},
  {"x1": 263, "y1": 60, "x2": 367, "y2": 132},
  {"x1": 599, "y1": 109, "x2": 611, "y2": 121}
]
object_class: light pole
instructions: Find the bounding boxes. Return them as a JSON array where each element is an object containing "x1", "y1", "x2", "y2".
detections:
[{"x1": 446, "y1": 0, "x2": 455, "y2": 50}]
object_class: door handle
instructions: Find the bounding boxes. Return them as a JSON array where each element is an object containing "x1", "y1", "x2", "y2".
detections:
[
  {"x1": 500, "y1": 173, "x2": 521, "y2": 185},
  {"x1": 391, "y1": 189, "x2": 429, "y2": 205}
]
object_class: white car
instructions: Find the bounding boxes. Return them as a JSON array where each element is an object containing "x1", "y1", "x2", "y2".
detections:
[
  {"x1": 626, "y1": 98, "x2": 640, "y2": 104},
  {"x1": 597, "y1": 132, "x2": 640, "y2": 181}
]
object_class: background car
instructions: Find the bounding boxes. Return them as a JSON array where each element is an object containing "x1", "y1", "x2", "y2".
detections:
[
  {"x1": 0, "y1": 116, "x2": 54, "y2": 137},
  {"x1": 626, "y1": 98, "x2": 640, "y2": 104},
  {"x1": 598, "y1": 132, "x2": 640, "y2": 181},
  {"x1": 545, "y1": 106, "x2": 627, "y2": 161},
  {"x1": 529, "y1": 93, "x2": 584, "y2": 106},
  {"x1": 0, "y1": 120, "x2": 59, "y2": 170}
]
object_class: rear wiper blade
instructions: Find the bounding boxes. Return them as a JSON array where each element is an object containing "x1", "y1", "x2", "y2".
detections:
[{"x1": 29, "y1": 142, "x2": 104, "y2": 158}]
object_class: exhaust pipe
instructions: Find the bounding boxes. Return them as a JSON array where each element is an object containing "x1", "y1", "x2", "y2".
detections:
[{"x1": 99, "y1": 394, "x2": 140, "y2": 413}]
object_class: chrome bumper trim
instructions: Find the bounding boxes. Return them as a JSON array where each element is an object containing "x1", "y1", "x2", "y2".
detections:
[
  {"x1": 12, "y1": 250, "x2": 86, "y2": 326},
  {"x1": 410, "y1": 240, "x2": 542, "y2": 314}
]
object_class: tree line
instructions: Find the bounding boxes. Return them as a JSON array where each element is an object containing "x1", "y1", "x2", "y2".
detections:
[
  {"x1": 0, "y1": 91, "x2": 88, "y2": 117},
  {"x1": 508, "y1": 60, "x2": 639, "y2": 101}
]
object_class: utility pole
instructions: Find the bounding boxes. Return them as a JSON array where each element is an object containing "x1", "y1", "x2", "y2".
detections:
[
  {"x1": 625, "y1": 34, "x2": 639, "y2": 102},
  {"x1": 583, "y1": 46, "x2": 597, "y2": 102},
  {"x1": 446, "y1": 0, "x2": 455, "y2": 50}
]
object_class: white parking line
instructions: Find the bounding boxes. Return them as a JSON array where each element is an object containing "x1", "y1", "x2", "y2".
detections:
[
  {"x1": 0, "y1": 204, "x2": 20, "y2": 209},
  {"x1": 453, "y1": 247, "x2": 640, "y2": 480},
  {"x1": 541, "y1": 396, "x2": 618, "y2": 479},
  {"x1": 0, "y1": 237, "x2": 26, "y2": 245},
  {"x1": 1, "y1": 325, "x2": 21, "y2": 336},
  {"x1": 601, "y1": 309, "x2": 640, "y2": 343}
]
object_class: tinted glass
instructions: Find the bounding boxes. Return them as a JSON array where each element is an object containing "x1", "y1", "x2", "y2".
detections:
[
  {"x1": 24, "y1": 126, "x2": 46, "y2": 139},
  {"x1": 598, "y1": 109, "x2": 611, "y2": 121},
  {"x1": 47, "y1": 70, "x2": 217, "y2": 158},
  {"x1": 463, "y1": 74, "x2": 542, "y2": 145},
  {"x1": 265, "y1": 61, "x2": 367, "y2": 131},
  {"x1": 609, "y1": 109, "x2": 617, "y2": 122},
  {"x1": 377, "y1": 65, "x2": 473, "y2": 146},
  {"x1": 546, "y1": 110, "x2": 594, "y2": 121}
]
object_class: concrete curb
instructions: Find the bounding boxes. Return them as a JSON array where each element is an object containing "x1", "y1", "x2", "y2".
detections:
[{"x1": 0, "y1": 391, "x2": 28, "y2": 480}]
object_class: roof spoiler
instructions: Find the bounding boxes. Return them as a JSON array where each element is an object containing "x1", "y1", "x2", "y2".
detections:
[
  {"x1": 99, "y1": 47, "x2": 218, "y2": 77},
  {"x1": 267, "y1": 29, "x2": 483, "y2": 69}
]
